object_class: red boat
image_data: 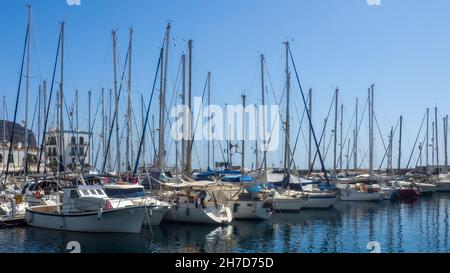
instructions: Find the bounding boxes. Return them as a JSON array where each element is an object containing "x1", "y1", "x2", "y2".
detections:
[{"x1": 392, "y1": 188, "x2": 419, "y2": 202}]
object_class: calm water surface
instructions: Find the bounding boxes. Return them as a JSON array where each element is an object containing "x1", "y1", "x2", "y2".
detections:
[{"x1": 1, "y1": 194, "x2": 449, "y2": 253}]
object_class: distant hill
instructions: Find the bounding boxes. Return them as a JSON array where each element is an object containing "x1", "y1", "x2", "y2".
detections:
[{"x1": 0, "y1": 120, "x2": 36, "y2": 148}]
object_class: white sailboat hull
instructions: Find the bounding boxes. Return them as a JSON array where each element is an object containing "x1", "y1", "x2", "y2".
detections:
[
  {"x1": 300, "y1": 194, "x2": 336, "y2": 209},
  {"x1": 163, "y1": 203, "x2": 233, "y2": 224},
  {"x1": 26, "y1": 205, "x2": 146, "y2": 233},
  {"x1": 435, "y1": 181, "x2": 450, "y2": 192},
  {"x1": 228, "y1": 200, "x2": 271, "y2": 220},
  {"x1": 272, "y1": 198, "x2": 303, "y2": 212},
  {"x1": 143, "y1": 206, "x2": 169, "y2": 226}
]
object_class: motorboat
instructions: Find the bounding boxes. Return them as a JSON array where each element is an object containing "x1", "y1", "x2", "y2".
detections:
[
  {"x1": 25, "y1": 185, "x2": 146, "y2": 233},
  {"x1": 104, "y1": 183, "x2": 171, "y2": 226}
]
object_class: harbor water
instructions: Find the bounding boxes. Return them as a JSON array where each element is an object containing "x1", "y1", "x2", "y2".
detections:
[{"x1": 1, "y1": 193, "x2": 449, "y2": 253}]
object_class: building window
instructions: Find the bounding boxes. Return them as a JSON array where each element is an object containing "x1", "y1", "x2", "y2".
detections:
[
  {"x1": 8, "y1": 154, "x2": 13, "y2": 164},
  {"x1": 71, "y1": 137, "x2": 76, "y2": 144},
  {"x1": 79, "y1": 147, "x2": 84, "y2": 156},
  {"x1": 0, "y1": 154, "x2": 2, "y2": 163},
  {"x1": 79, "y1": 137, "x2": 84, "y2": 145},
  {"x1": 48, "y1": 136, "x2": 57, "y2": 145}
]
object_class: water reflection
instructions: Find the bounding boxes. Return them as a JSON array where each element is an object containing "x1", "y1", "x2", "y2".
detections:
[{"x1": 1, "y1": 195, "x2": 449, "y2": 253}]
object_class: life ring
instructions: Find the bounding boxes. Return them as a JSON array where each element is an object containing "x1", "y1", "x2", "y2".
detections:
[{"x1": 34, "y1": 191, "x2": 43, "y2": 199}]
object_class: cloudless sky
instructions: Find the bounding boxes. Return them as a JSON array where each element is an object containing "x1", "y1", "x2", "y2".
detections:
[{"x1": 1, "y1": 0, "x2": 450, "y2": 170}]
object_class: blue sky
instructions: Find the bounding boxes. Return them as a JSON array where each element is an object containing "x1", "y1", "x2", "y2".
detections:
[{"x1": 1, "y1": 0, "x2": 450, "y2": 170}]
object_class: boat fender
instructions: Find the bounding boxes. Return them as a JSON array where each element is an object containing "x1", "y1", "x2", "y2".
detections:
[{"x1": 97, "y1": 208, "x2": 103, "y2": 220}]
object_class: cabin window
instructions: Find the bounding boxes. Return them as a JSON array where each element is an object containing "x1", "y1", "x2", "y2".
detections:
[
  {"x1": 70, "y1": 190, "x2": 80, "y2": 199},
  {"x1": 89, "y1": 190, "x2": 97, "y2": 195},
  {"x1": 104, "y1": 187, "x2": 146, "y2": 198},
  {"x1": 81, "y1": 189, "x2": 90, "y2": 196},
  {"x1": 96, "y1": 189, "x2": 104, "y2": 195}
]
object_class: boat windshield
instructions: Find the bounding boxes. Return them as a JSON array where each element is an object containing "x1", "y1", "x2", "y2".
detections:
[{"x1": 104, "y1": 187, "x2": 146, "y2": 198}]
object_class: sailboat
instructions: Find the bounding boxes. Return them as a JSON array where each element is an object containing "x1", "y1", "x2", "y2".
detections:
[
  {"x1": 160, "y1": 180, "x2": 233, "y2": 224},
  {"x1": 338, "y1": 85, "x2": 385, "y2": 202},
  {"x1": 290, "y1": 175, "x2": 336, "y2": 209}
]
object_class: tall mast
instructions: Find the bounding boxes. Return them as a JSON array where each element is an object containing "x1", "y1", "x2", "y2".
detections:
[
  {"x1": 308, "y1": 88, "x2": 312, "y2": 173},
  {"x1": 158, "y1": 47, "x2": 165, "y2": 172},
  {"x1": 354, "y1": 97, "x2": 358, "y2": 172},
  {"x1": 108, "y1": 88, "x2": 112, "y2": 171},
  {"x1": 141, "y1": 95, "x2": 146, "y2": 169},
  {"x1": 445, "y1": 115, "x2": 448, "y2": 173},
  {"x1": 339, "y1": 103, "x2": 343, "y2": 172},
  {"x1": 283, "y1": 41, "x2": 290, "y2": 176},
  {"x1": 254, "y1": 105, "x2": 258, "y2": 171},
  {"x1": 323, "y1": 118, "x2": 327, "y2": 157},
  {"x1": 260, "y1": 54, "x2": 267, "y2": 170},
  {"x1": 152, "y1": 115, "x2": 155, "y2": 165},
  {"x1": 181, "y1": 54, "x2": 186, "y2": 175},
  {"x1": 387, "y1": 126, "x2": 393, "y2": 174},
  {"x1": 2, "y1": 97, "x2": 5, "y2": 171},
  {"x1": 346, "y1": 138, "x2": 350, "y2": 171},
  {"x1": 101, "y1": 88, "x2": 105, "y2": 168},
  {"x1": 88, "y1": 90, "x2": 92, "y2": 166},
  {"x1": 368, "y1": 85, "x2": 374, "y2": 177},
  {"x1": 76, "y1": 90, "x2": 79, "y2": 168},
  {"x1": 432, "y1": 121, "x2": 435, "y2": 167},
  {"x1": 241, "y1": 94, "x2": 246, "y2": 173},
  {"x1": 159, "y1": 23, "x2": 170, "y2": 173},
  {"x1": 126, "y1": 27, "x2": 133, "y2": 172},
  {"x1": 207, "y1": 71, "x2": 211, "y2": 169},
  {"x1": 186, "y1": 40, "x2": 193, "y2": 176},
  {"x1": 37, "y1": 84, "x2": 41, "y2": 159},
  {"x1": 43, "y1": 81, "x2": 47, "y2": 173},
  {"x1": 59, "y1": 21, "x2": 65, "y2": 173},
  {"x1": 24, "y1": 5, "x2": 32, "y2": 174},
  {"x1": 435, "y1": 107, "x2": 439, "y2": 175},
  {"x1": 112, "y1": 30, "x2": 120, "y2": 175},
  {"x1": 426, "y1": 108, "x2": 429, "y2": 171},
  {"x1": 398, "y1": 116, "x2": 403, "y2": 174},
  {"x1": 333, "y1": 88, "x2": 339, "y2": 174}
]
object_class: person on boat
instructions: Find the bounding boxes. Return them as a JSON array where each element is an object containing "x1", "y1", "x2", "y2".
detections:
[{"x1": 199, "y1": 190, "x2": 207, "y2": 209}]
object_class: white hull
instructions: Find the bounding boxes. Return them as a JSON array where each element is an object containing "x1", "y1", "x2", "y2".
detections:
[
  {"x1": 229, "y1": 200, "x2": 271, "y2": 220},
  {"x1": 163, "y1": 203, "x2": 233, "y2": 224},
  {"x1": 26, "y1": 205, "x2": 146, "y2": 233},
  {"x1": 435, "y1": 181, "x2": 450, "y2": 192},
  {"x1": 272, "y1": 198, "x2": 303, "y2": 212},
  {"x1": 339, "y1": 191, "x2": 384, "y2": 202},
  {"x1": 144, "y1": 206, "x2": 169, "y2": 226},
  {"x1": 415, "y1": 183, "x2": 437, "y2": 193},
  {"x1": 300, "y1": 194, "x2": 336, "y2": 209}
]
